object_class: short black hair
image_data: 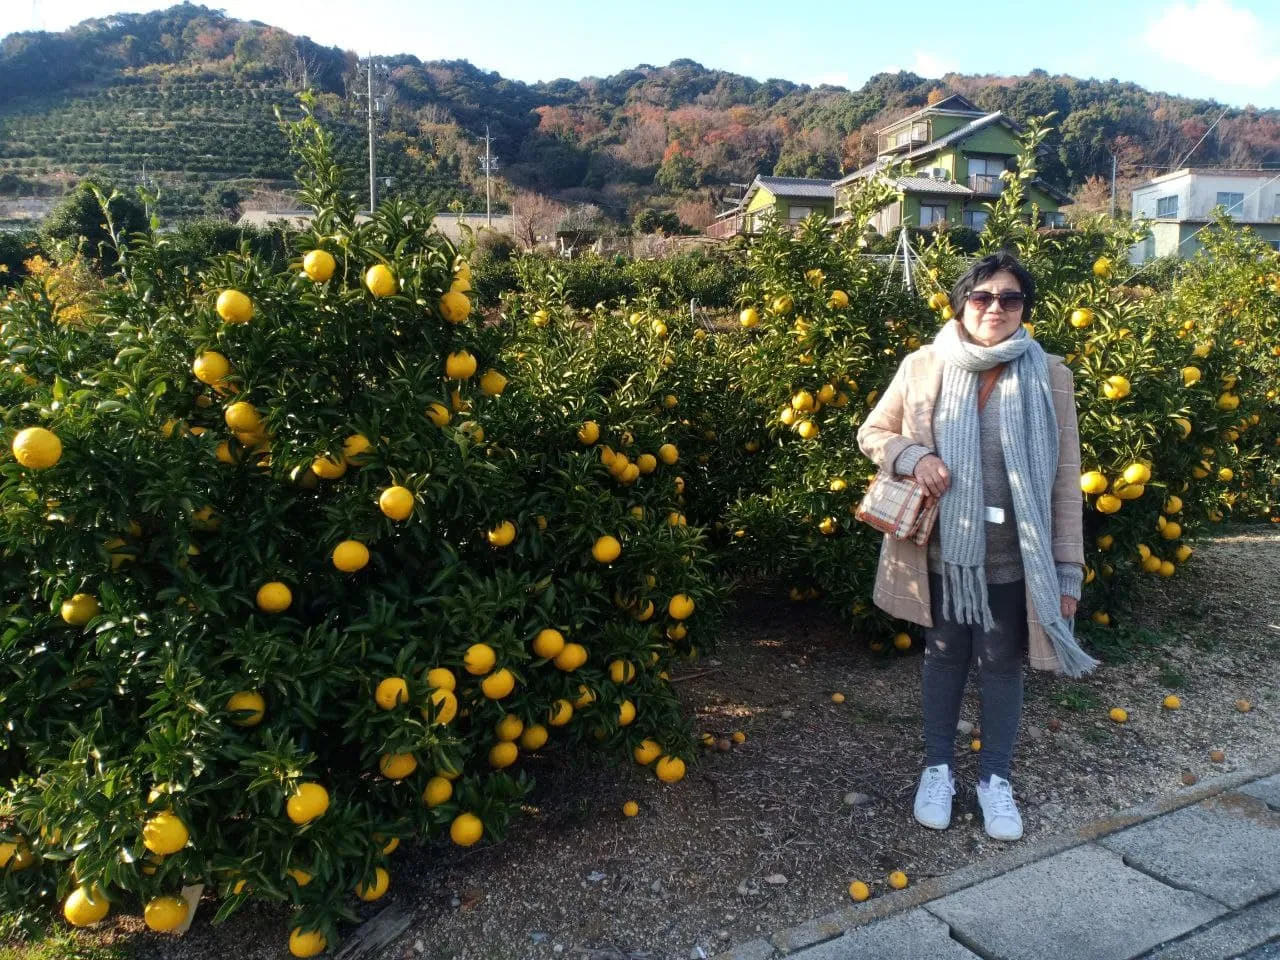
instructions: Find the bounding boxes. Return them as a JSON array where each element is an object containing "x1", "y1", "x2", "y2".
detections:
[{"x1": 949, "y1": 250, "x2": 1037, "y2": 320}]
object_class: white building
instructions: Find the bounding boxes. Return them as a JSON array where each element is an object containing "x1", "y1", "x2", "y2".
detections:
[{"x1": 1130, "y1": 168, "x2": 1280, "y2": 263}]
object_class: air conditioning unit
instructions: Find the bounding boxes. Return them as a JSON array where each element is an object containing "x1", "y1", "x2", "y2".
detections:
[
  {"x1": 917, "y1": 169, "x2": 933, "y2": 179},
  {"x1": 930, "y1": 167, "x2": 949, "y2": 180}
]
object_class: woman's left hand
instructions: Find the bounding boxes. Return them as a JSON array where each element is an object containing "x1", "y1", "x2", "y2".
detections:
[{"x1": 1061, "y1": 595, "x2": 1078, "y2": 619}]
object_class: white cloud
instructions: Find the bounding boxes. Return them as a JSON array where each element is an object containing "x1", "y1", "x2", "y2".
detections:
[
  {"x1": 911, "y1": 51, "x2": 958, "y2": 79},
  {"x1": 1143, "y1": 0, "x2": 1280, "y2": 88}
]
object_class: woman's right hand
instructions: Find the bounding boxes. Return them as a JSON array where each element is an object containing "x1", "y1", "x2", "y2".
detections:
[{"x1": 914, "y1": 454, "x2": 951, "y2": 499}]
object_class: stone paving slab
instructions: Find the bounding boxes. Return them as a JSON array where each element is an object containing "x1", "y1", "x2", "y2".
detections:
[
  {"x1": 1238, "y1": 942, "x2": 1280, "y2": 959},
  {"x1": 1239, "y1": 774, "x2": 1280, "y2": 808},
  {"x1": 1100, "y1": 792, "x2": 1280, "y2": 910},
  {"x1": 926, "y1": 843, "x2": 1225, "y2": 960},
  {"x1": 1139, "y1": 892, "x2": 1280, "y2": 960},
  {"x1": 786, "y1": 909, "x2": 980, "y2": 960}
]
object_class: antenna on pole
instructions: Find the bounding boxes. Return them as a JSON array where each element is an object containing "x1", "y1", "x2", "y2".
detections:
[{"x1": 477, "y1": 125, "x2": 499, "y2": 228}]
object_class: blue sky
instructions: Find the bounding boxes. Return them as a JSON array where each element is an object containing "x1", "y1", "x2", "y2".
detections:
[{"x1": 7, "y1": 0, "x2": 1280, "y2": 108}]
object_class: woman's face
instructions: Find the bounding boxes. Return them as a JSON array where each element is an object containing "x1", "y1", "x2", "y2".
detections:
[{"x1": 960, "y1": 269, "x2": 1025, "y2": 346}]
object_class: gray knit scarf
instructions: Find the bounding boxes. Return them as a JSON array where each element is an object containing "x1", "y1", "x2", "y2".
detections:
[{"x1": 933, "y1": 319, "x2": 1098, "y2": 677}]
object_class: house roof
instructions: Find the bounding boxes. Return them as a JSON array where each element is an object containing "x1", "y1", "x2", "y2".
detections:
[
  {"x1": 1134, "y1": 167, "x2": 1280, "y2": 190},
  {"x1": 749, "y1": 176, "x2": 836, "y2": 201},
  {"x1": 894, "y1": 176, "x2": 973, "y2": 196},
  {"x1": 875, "y1": 94, "x2": 985, "y2": 134}
]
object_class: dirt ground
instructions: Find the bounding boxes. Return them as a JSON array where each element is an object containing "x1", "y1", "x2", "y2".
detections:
[{"x1": 123, "y1": 525, "x2": 1280, "y2": 960}]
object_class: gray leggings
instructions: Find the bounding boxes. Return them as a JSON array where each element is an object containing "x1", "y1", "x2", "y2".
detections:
[{"x1": 923, "y1": 573, "x2": 1027, "y2": 781}]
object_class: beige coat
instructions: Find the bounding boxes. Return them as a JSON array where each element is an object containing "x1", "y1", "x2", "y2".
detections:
[{"x1": 857, "y1": 343, "x2": 1085, "y2": 673}]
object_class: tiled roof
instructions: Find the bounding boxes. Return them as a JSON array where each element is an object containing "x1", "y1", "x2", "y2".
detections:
[
  {"x1": 753, "y1": 176, "x2": 836, "y2": 199},
  {"x1": 894, "y1": 176, "x2": 974, "y2": 195},
  {"x1": 834, "y1": 112, "x2": 1020, "y2": 188}
]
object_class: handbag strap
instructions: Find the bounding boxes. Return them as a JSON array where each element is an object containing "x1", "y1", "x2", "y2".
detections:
[{"x1": 977, "y1": 363, "x2": 1006, "y2": 413}]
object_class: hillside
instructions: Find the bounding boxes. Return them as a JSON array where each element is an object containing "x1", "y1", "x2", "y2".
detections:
[{"x1": 3, "y1": 4, "x2": 1280, "y2": 225}]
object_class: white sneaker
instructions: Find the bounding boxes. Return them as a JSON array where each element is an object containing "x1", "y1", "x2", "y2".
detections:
[
  {"x1": 913, "y1": 764, "x2": 955, "y2": 830},
  {"x1": 976, "y1": 774, "x2": 1024, "y2": 841}
]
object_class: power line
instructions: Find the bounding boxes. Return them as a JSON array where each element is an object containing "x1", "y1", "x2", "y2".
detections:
[
  {"x1": 477, "y1": 126, "x2": 499, "y2": 228},
  {"x1": 1174, "y1": 108, "x2": 1228, "y2": 171}
]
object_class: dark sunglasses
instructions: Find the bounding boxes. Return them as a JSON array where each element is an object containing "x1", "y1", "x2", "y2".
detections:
[{"x1": 966, "y1": 291, "x2": 1026, "y2": 311}]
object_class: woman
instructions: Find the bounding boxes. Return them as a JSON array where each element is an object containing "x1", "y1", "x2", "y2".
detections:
[{"x1": 857, "y1": 250, "x2": 1094, "y2": 842}]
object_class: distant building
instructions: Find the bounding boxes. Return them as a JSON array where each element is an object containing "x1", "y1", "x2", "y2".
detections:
[
  {"x1": 235, "y1": 209, "x2": 516, "y2": 241},
  {"x1": 706, "y1": 176, "x2": 836, "y2": 238},
  {"x1": 1129, "y1": 168, "x2": 1280, "y2": 263},
  {"x1": 833, "y1": 94, "x2": 1070, "y2": 235}
]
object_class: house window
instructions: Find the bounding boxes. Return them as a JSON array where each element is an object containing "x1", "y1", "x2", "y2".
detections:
[
  {"x1": 1042, "y1": 211, "x2": 1066, "y2": 228},
  {"x1": 964, "y1": 210, "x2": 989, "y2": 229},
  {"x1": 1156, "y1": 195, "x2": 1179, "y2": 218},
  {"x1": 919, "y1": 204, "x2": 949, "y2": 226},
  {"x1": 967, "y1": 157, "x2": 1005, "y2": 177},
  {"x1": 1215, "y1": 192, "x2": 1245, "y2": 215},
  {"x1": 788, "y1": 205, "x2": 813, "y2": 222}
]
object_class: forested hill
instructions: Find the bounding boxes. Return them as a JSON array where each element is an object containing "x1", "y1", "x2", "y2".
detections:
[{"x1": 2, "y1": 3, "x2": 1280, "y2": 224}]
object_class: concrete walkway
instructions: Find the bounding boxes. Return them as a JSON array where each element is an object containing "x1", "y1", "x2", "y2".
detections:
[{"x1": 716, "y1": 763, "x2": 1280, "y2": 960}]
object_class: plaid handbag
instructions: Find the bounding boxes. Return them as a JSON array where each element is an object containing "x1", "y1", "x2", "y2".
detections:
[{"x1": 854, "y1": 474, "x2": 939, "y2": 545}]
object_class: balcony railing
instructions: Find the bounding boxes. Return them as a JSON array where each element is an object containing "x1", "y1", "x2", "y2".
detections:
[
  {"x1": 877, "y1": 122, "x2": 930, "y2": 155},
  {"x1": 968, "y1": 173, "x2": 1006, "y2": 195},
  {"x1": 705, "y1": 213, "x2": 743, "y2": 239}
]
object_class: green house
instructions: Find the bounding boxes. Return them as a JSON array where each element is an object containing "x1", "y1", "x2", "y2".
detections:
[
  {"x1": 706, "y1": 176, "x2": 835, "y2": 238},
  {"x1": 833, "y1": 95, "x2": 1071, "y2": 235}
]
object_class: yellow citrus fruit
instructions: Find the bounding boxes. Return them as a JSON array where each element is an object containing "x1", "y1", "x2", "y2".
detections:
[
  {"x1": 893, "y1": 632, "x2": 912, "y2": 651},
  {"x1": 574, "y1": 684, "x2": 597, "y2": 708},
  {"x1": 592, "y1": 535, "x2": 622, "y2": 563},
  {"x1": 479, "y1": 369, "x2": 507, "y2": 395},
  {"x1": 578, "y1": 421, "x2": 600, "y2": 445},
  {"x1": 143, "y1": 812, "x2": 189, "y2": 856},
  {"x1": 633, "y1": 739, "x2": 662, "y2": 765},
  {"x1": 356, "y1": 867, "x2": 390, "y2": 902},
  {"x1": 426, "y1": 666, "x2": 456, "y2": 691},
  {"x1": 547, "y1": 699, "x2": 574, "y2": 726},
  {"x1": 288, "y1": 867, "x2": 314, "y2": 885},
  {"x1": 286, "y1": 782, "x2": 330, "y2": 824},
  {"x1": 302, "y1": 250, "x2": 335, "y2": 282},
  {"x1": 1173, "y1": 417, "x2": 1192, "y2": 438},
  {"x1": 424, "y1": 687, "x2": 458, "y2": 726},
  {"x1": 829, "y1": 289, "x2": 849, "y2": 308},
  {"x1": 289, "y1": 928, "x2": 327, "y2": 958},
  {"x1": 791, "y1": 390, "x2": 815, "y2": 413},
  {"x1": 1237, "y1": 699, "x2": 1253, "y2": 713},
  {"x1": 520, "y1": 723, "x2": 549, "y2": 749},
  {"x1": 533, "y1": 628, "x2": 566, "y2": 659},
  {"x1": 609, "y1": 659, "x2": 636, "y2": 684},
  {"x1": 1164, "y1": 496, "x2": 1183, "y2": 514},
  {"x1": 450, "y1": 812, "x2": 484, "y2": 847},
  {"x1": 489, "y1": 741, "x2": 519, "y2": 769},
  {"x1": 831, "y1": 692, "x2": 846, "y2": 703},
  {"x1": 1101, "y1": 375, "x2": 1130, "y2": 400},
  {"x1": 772, "y1": 294, "x2": 793, "y2": 315},
  {"x1": 1122, "y1": 463, "x2": 1151, "y2": 485},
  {"x1": 422, "y1": 776, "x2": 453, "y2": 807},
  {"x1": 655, "y1": 756, "x2": 686, "y2": 783},
  {"x1": 378, "y1": 485, "x2": 415, "y2": 521},
  {"x1": 740, "y1": 306, "x2": 760, "y2": 327},
  {"x1": 621, "y1": 800, "x2": 640, "y2": 817},
  {"x1": 445, "y1": 350, "x2": 478, "y2": 380},
  {"x1": 487, "y1": 520, "x2": 517, "y2": 547},
  {"x1": 1069, "y1": 307, "x2": 1094, "y2": 328},
  {"x1": 1162, "y1": 695, "x2": 1182, "y2": 710},
  {"x1": 1218, "y1": 467, "x2": 1234, "y2": 482},
  {"x1": 0, "y1": 840, "x2": 32, "y2": 871},
  {"x1": 495, "y1": 714, "x2": 524, "y2": 742},
  {"x1": 332, "y1": 540, "x2": 370, "y2": 572},
  {"x1": 464, "y1": 643, "x2": 497, "y2": 675},
  {"x1": 365, "y1": 264, "x2": 396, "y2": 297},
  {"x1": 618, "y1": 700, "x2": 637, "y2": 726},
  {"x1": 379, "y1": 752, "x2": 417, "y2": 780},
  {"x1": 143, "y1": 895, "x2": 189, "y2": 933},
  {"x1": 192, "y1": 351, "x2": 230, "y2": 386},
  {"x1": 222, "y1": 403, "x2": 261, "y2": 435},
  {"x1": 1161, "y1": 522, "x2": 1182, "y2": 540},
  {"x1": 255, "y1": 581, "x2": 292, "y2": 613},
  {"x1": 1095, "y1": 494, "x2": 1122, "y2": 514},
  {"x1": 1092, "y1": 611, "x2": 1112, "y2": 626},
  {"x1": 440, "y1": 290, "x2": 471, "y2": 324},
  {"x1": 1175, "y1": 545, "x2": 1193, "y2": 563},
  {"x1": 1109, "y1": 707, "x2": 1128, "y2": 723},
  {"x1": 1096, "y1": 534, "x2": 1114, "y2": 550},
  {"x1": 668, "y1": 594, "x2": 695, "y2": 620},
  {"x1": 60, "y1": 593, "x2": 100, "y2": 626},
  {"x1": 375, "y1": 677, "x2": 409, "y2": 710},
  {"x1": 1092, "y1": 257, "x2": 1112, "y2": 277},
  {"x1": 215, "y1": 288, "x2": 253, "y2": 324},
  {"x1": 63, "y1": 885, "x2": 110, "y2": 927},
  {"x1": 552, "y1": 641, "x2": 588, "y2": 672},
  {"x1": 849, "y1": 880, "x2": 871, "y2": 902},
  {"x1": 311, "y1": 455, "x2": 347, "y2": 480},
  {"x1": 481, "y1": 668, "x2": 516, "y2": 699},
  {"x1": 12, "y1": 426, "x2": 63, "y2": 469},
  {"x1": 426, "y1": 402, "x2": 452, "y2": 427},
  {"x1": 227, "y1": 690, "x2": 265, "y2": 726},
  {"x1": 658, "y1": 443, "x2": 679, "y2": 465},
  {"x1": 887, "y1": 870, "x2": 909, "y2": 890},
  {"x1": 1080, "y1": 471, "x2": 1108, "y2": 494}
]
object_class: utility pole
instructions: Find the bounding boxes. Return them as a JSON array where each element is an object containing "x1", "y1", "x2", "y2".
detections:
[
  {"x1": 478, "y1": 125, "x2": 498, "y2": 228},
  {"x1": 366, "y1": 55, "x2": 377, "y2": 215},
  {"x1": 1109, "y1": 151, "x2": 1117, "y2": 218}
]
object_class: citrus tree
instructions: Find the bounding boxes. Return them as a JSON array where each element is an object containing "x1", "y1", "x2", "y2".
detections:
[{"x1": 0, "y1": 103, "x2": 721, "y2": 953}]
